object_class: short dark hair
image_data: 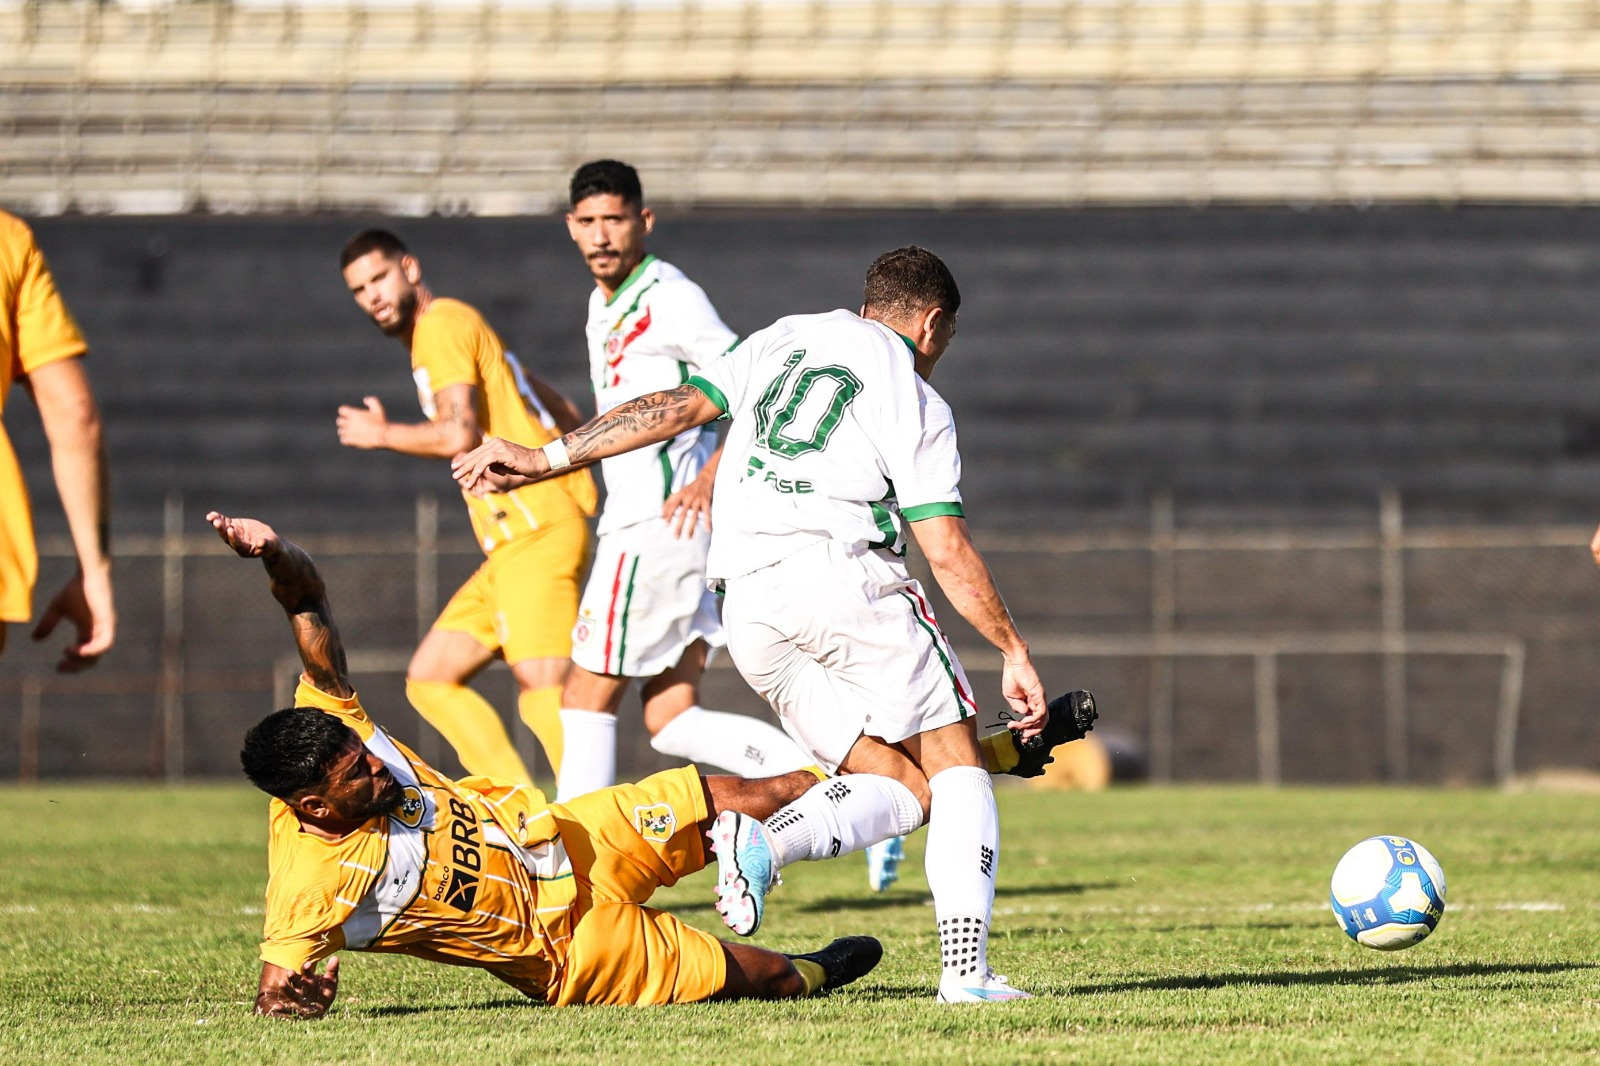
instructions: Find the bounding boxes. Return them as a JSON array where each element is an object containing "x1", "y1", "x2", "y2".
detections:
[
  {"x1": 240, "y1": 708, "x2": 358, "y2": 800},
  {"x1": 569, "y1": 160, "x2": 644, "y2": 209},
  {"x1": 862, "y1": 246, "x2": 961, "y2": 320},
  {"x1": 339, "y1": 229, "x2": 408, "y2": 270}
]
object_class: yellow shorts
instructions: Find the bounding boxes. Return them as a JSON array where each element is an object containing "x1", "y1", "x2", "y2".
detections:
[
  {"x1": 547, "y1": 765, "x2": 727, "y2": 1007},
  {"x1": 433, "y1": 516, "x2": 591, "y2": 663}
]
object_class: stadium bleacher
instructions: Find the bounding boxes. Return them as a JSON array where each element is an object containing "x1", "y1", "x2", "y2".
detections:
[{"x1": 5, "y1": 0, "x2": 1600, "y2": 214}]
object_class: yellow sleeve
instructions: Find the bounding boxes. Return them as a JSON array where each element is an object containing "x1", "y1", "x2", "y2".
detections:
[
  {"x1": 258, "y1": 804, "x2": 352, "y2": 972},
  {"x1": 15, "y1": 237, "x2": 87, "y2": 374},
  {"x1": 290, "y1": 675, "x2": 377, "y2": 743},
  {"x1": 411, "y1": 305, "x2": 483, "y2": 394},
  {"x1": 455, "y1": 777, "x2": 560, "y2": 847}
]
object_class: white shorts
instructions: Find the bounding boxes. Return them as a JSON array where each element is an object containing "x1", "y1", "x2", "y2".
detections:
[
  {"x1": 721, "y1": 539, "x2": 979, "y2": 773},
  {"x1": 571, "y1": 517, "x2": 725, "y2": 679}
]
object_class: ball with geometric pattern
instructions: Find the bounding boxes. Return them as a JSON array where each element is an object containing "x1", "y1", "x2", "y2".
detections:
[{"x1": 1329, "y1": 835, "x2": 1447, "y2": 951}]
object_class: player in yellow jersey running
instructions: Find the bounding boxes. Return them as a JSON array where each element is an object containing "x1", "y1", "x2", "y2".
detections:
[
  {"x1": 0, "y1": 209, "x2": 115, "y2": 671},
  {"x1": 336, "y1": 229, "x2": 595, "y2": 784},
  {"x1": 207, "y1": 510, "x2": 883, "y2": 1015}
]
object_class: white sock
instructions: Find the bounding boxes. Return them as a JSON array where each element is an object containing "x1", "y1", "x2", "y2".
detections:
[
  {"x1": 763, "y1": 774, "x2": 924, "y2": 869},
  {"x1": 925, "y1": 765, "x2": 999, "y2": 986},
  {"x1": 555, "y1": 709, "x2": 616, "y2": 802},
  {"x1": 649, "y1": 706, "x2": 812, "y2": 777}
]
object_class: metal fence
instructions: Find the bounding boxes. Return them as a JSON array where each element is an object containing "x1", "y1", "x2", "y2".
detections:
[{"x1": 2, "y1": 491, "x2": 1597, "y2": 785}]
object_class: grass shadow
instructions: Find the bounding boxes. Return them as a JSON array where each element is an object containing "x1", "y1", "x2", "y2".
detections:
[
  {"x1": 791, "y1": 880, "x2": 1123, "y2": 915},
  {"x1": 361, "y1": 998, "x2": 534, "y2": 1017},
  {"x1": 1071, "y1": 961, "x2": 1599, "y2": 995}
]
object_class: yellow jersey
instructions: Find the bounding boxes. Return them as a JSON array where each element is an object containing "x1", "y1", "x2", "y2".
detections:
[
  {"x1": 0, "y1": 211, "x2": 88, "y2": 622},
  {"x1": 260, "y1": 678, "x2": 580, "y2": 1000},
  {"x1": 409, "y1": 298, "x2": 597, "y2": 554}
]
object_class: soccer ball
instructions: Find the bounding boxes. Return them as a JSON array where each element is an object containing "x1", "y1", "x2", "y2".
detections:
[{"x1": 1329, "y1": 836, "x2": 1447, "y2": 950}]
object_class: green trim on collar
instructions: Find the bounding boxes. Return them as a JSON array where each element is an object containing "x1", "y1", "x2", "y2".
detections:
[
  {"x1": 894, "y1": 332, "x2": 918, "y2": 355},
  {"x1": 604, "y1": 253, "x2": 658, "y2": 307}
]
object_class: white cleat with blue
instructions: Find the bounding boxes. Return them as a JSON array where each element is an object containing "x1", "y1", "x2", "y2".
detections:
[
  {"x1": 936, "y1": 970, "x2": 1034, "y2": 1004},
  {"x1": 865, "y1": 835, "x2": 906, "y2": 893},
  {"x1": 708, "y1": 810, "x2": 778, "y2": 937}
]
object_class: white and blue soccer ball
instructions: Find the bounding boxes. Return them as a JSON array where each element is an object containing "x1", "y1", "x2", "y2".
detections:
[{"x1": 1329, "y1": 836, "x2": 1447, "y2": 951}]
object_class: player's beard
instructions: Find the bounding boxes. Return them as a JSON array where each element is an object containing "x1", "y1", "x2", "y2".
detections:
[
  {"x1": 349, "y1": 773, "x2": 405, "y2": 820},
  {"x1": 374, "y1": 290, "x2": 419, "y2": 337}
]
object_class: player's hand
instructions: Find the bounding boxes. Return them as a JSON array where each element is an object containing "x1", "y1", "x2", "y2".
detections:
[
  {"x1": 1591, "y1": 522, "x2": 1600, "y2": 569},
  {"x1": 31, "y1": 563, "x2": 115, "y2": 673},
  {"x1": 452, "y1": 437, "x2": 546, "y2": 495},
  {"x1": 336, "y1": 396, "x2": 389, "y2": 450},
  {"x1": 662, "y1": 468, "x2": 714, "y2": 538},
  {"x1": 255, "y1": 958, "x2": 340, "y2": 1019},
  {"x1": 207, "y1": 511, "x2": 281, "y2": 558},
  {"x1": 999, "y1": 653, "x2": 1048, "y2": 743}
]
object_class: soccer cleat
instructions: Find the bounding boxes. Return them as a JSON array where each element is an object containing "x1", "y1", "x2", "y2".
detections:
[
  {"x1": 936, "y1": 969, "x2": 1034, "y2": 1004},
  {"x1": 1007, "y1": 689, "x2": 1098, "y2": 779},
  {"x1": 865, "y1": 835, "x2": 906, "y2": 893},
  {"x1": 708, "y1": 810, "x2": 778, "y2": 937},
  {"x1": 787, "y1": 935, "x2": 884, "y2": 993}
]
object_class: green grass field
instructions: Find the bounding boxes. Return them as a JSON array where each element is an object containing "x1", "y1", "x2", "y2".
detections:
[{"x1": 2, "y1": 783, "x2": 1597, "y2": 1064}]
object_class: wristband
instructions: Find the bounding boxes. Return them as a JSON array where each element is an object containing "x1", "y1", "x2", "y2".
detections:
[{"x1": 542, "y1": 438, "x2": 572, "y2": 471}]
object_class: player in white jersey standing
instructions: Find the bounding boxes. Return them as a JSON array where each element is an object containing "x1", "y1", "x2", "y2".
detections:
[
  {"x1": 453, "y1": 246, "x2": 1098, "y2": 1003},
  {"x1": 554, "y1": 160, "x2": 812, "y2": 804}
]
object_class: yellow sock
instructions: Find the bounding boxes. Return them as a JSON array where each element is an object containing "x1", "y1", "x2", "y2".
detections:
[
  {"x1": 406, "y1": 679, "x2": 532, "y2": 783},
  {"x1": 791, "y1": 958, "x2": 827, "y2": 996},
  {"x1": 517, "y1": 685, "x2": 564, "y2": 782},
  {"x1": 980, "y1": 729, "x2": 1020, "y2": 775}
]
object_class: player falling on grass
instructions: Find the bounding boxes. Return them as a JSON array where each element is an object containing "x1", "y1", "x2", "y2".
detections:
[
  {"x1": 209, "y1": 510, "x2": 884, "y2": 1016},
  {"x1": 336, "y1": 230, "x2": 596, "y2": 785},
  {"x1": 553, "y1": 159, "x2": 815, "y2": 805},
  {"x1": 0, "y1": 209, "x2": 115, "y2": 671},
  {"x1": 454, "y1": 246, "x2": 1098, "y2": 1003}
]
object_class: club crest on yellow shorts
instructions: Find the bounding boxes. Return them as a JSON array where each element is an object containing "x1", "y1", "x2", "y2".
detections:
[
  {"x1": 394, "y1": 785, "x2": 427, "y2": 829},
  {"x1": 633, "y1": 803, "x2": 677, "y2": 844}
]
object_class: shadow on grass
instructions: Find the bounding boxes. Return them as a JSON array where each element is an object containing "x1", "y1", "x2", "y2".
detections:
[
  {"x1": 361, "y1": 998, "x2": 533, "y2": 1016},
  {"x1": 790, "y1": 880, "x2": 1125, "y2": 916},
  {"x1": 845, "y1": 961, "x2": 1600, "y2": 1004},
  {"x1": 660, "y1": 879, "x2": 1124, "y2": 918},
  {"x1": 1070, "y1": 961, "x2": 1598, "y2": 995}
]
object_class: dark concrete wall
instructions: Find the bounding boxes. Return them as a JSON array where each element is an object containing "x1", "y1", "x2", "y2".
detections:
[
  {"x1": 13, "y1": 207, "x2": 1600, "y2": 536},
  {"x1": 7, "y1": 207, "x2": 1600, "y2": 783}
]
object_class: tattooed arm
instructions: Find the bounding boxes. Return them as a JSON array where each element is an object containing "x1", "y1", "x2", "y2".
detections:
[
  {"x1": 207, "y1": 511, "x2": 353, "y2": 699},
  {"x1": 337, "y1": 383, "x2": 480, "y2": 459},
  {"x1": 453, "y1": 383, "x2": 722, "y2": 495}
]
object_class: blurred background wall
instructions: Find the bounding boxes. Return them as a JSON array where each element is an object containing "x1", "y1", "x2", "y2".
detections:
[{"x1": 3, "y1": 0, "x2": 1600, "y2": 786}]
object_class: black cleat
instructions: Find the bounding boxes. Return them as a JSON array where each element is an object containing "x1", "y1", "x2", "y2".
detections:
[
  {"x1": 1008, "y1": 690, "x2": 1098, "y2": 779},
  {"x1": 788, "y1": 935, "x2": 884, "y2": 994}
]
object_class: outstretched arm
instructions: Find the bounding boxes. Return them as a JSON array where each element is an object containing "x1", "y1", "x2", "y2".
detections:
[
  {"x1": 453, "y1": 383, "x2": 722, "y2": 495},
  {"x1": 256, "y1": 958, "x2": 340, "y2": 1019},
  {"x1": 337, "y1": 383, "x2": 480, "y2": 459},
  {"x1": 207, "y1": 512, "x2": 352, "y2": 699},
  {"x1": 909, "y1": 515, "x2": 1047, "y2": 739},
  {"x1": 26, "y1": 356, "x2": 114, "y2": 672}
]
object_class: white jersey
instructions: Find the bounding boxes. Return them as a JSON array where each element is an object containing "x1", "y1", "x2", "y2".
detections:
[
  {"x1": 586, "y1": 255, "x2": 736, "y2": 535},
  {"x1": 688, "y1": 309, "x2": 964, "y2": 582}
]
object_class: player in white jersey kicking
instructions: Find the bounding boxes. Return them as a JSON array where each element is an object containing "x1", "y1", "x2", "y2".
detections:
[
  {"x1": 454, "y1": 246, "x2": 1098, "y2": 1003},
  {"x1": 554, "y1": 160, "x2": 814, "y2": 805}
]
